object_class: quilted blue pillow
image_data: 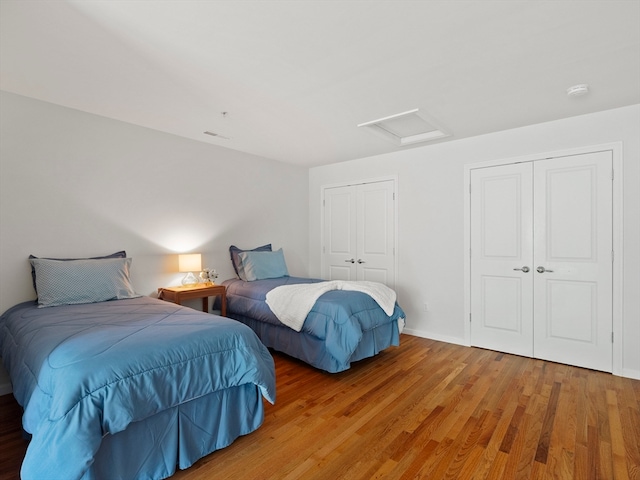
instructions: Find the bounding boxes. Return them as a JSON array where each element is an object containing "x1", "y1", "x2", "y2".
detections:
[
  {"x1": 30, "y1": 257, "x2": 140, "y2": 307},
  {"x1": 29, "y1": 251, "x2": 126, "y2": 297},
  {"x1": 238, "y1": 248, "x2": 289, "y2": 282}
]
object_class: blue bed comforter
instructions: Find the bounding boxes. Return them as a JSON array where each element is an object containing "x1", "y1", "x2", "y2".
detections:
[
  {"x1": 0, "y1": 296, "x2": 276, "y2": 480},
  {"x1": 222, "y1": 277, "x2": 405, "y2": 370}
]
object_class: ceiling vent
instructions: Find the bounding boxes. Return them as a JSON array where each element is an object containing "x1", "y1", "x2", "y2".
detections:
[
  {"x1": 203, "y1": 130, "x2": 230, "y2": 140},
  {"x1": 358, "y1": 109, "x2": 450, "y2": 146}
]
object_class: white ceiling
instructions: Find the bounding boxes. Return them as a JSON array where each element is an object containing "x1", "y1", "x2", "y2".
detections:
[{"x1": 1, "y1": 0, "x2": 639, "y2": 167}]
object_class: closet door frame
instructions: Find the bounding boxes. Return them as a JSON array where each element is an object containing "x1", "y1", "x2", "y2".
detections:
[
  {"x1": 464, "y1": 142, "x2": 624, "y2": 376},
  {"x1": 320, "y1": 175, "x2": 399, "y2": 289}
]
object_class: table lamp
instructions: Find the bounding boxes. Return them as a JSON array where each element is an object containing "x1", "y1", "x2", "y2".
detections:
[{"x1": 178, "y1": 253, "x2": 202, "y2": 286}]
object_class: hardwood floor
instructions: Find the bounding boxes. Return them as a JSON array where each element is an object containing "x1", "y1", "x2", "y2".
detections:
[
  {"x1": 1, "y1": 335, "x2": 638, "y2": 479},
  {"x1": 0, "y1": 390, "x2": 27, "y2": 480}
]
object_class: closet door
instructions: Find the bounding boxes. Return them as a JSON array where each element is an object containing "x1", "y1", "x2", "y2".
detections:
[
  {"x1": 470, "y1": 151, "x2": 613, "y2": 372},
  {"x1": 356, "y1": 181, "x2": 396, "y2": 287},
  {"x1": 470, "y1": 163, "x2": 534, "y2": 357},
  {"x1": 324, "y1": 185, "x2": 357, "y2": 281},
  {"x1": 323, "y1": 180, "x2": 396, "y2": 288},
  {"x1": 532, "y1": 152, "x2": 613, "y2": 371}
]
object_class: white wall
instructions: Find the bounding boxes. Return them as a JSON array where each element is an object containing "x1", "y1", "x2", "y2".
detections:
[
  {"x1": 0, "y1": 91, "x2": 310, "y2": 391},
  {"x1": 2, "y1": 91, "x2": 638, "y2": 388},
  {"x1": 0, "y1": 91, "x2": 310, "y2": 310},
  {"x1": 309, "y1": 104, "x2": 640, "y2": 379}
]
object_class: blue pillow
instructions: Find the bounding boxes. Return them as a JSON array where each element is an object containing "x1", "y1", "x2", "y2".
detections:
[
  {"x1": 229, "y1": 244, "x2": 271, "y2": 279},
  {"x1": 29, "y1": 251, "x2": 126, "y2": 297},
  {"x1": 30, "y1": 257, "x2": 140, "y2": 307},
  {"x1": 238, "y1": 248, "x2": 289, "y2": 282}
]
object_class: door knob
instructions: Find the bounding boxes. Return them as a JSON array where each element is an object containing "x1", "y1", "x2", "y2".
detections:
[
  {"x1": 513, "y1": 266, "x2": 530, "y2": 273},
  {"x1": 357, "y1": 259, "x2": 365, "y2": 264},
  {"x1": 345, "y1": 258, "x2": 355, "y2": 264},
  {"x1": 537, "y1": 266, "x2": 554, "y2": 273}
]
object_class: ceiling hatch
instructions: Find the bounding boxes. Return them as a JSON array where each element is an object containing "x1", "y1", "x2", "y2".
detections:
[{"x1": 358, "y1": 109, "x2": 450, "y2": 146}]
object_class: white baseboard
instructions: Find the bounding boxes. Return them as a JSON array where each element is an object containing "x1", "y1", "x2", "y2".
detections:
[
  {"x1": 621, "y1": 368, "x2": 640, "y2": 381},
  {"x1": 402, "y1": 328, "x2": 468, "y2": 347},
  {"x1": 402, "y1": 330, "x2": 640, "y2": 381}
]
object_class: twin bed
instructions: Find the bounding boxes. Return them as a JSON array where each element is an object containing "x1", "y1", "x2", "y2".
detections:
[
  {"x1": 222, "y1": 276, "x2": 405, "y2": 373},
  {"x1": 0, "y1": 247, "x2": 404, "y2": 479},
  {"x1": 1, "y1": 297, "x2": 275, "y2": 480},
  {"x1": 223, "y1": 243, "x2": 405, "y2": 373}
]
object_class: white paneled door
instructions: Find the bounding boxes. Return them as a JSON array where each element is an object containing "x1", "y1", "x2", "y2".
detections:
[
  {"x1": 470, "y1": 162, "x2": 534, "y2": 358},
  {"x1": 532, "y1": 154, "x2": 613, "y2": 370},
  {"x1": 323, "y1": 180, "x2": 396, "y2": 288},
  {"x1": 324, "y1": 184, "x2": 357, "y2": 281},
  {"x1": 471, "y1": 151, "x2": 613, "y2": 372}
]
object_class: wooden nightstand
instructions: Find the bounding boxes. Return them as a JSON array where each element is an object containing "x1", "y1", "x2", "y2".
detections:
[{"x1": 157, "y1": 284, "x2": 227, "y2": 316}]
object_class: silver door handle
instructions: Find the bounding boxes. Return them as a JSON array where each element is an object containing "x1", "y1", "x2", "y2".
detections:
[
  {"x1": 537, "y1": 266, "x2": 554, "y2": 273},
  {"x1": 345, "y1": 258, "x2": 355, "y2": 264},
  {"x1": 513, "y1": 266, "x2": 530, "y2": 273},
  {"x1": 357, "y1": 259, "x2": 365, "y2": 264}
]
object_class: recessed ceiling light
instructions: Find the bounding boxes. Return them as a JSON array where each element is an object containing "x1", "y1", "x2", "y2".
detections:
[{"x1": 567, "y1": 84, "x2": 589, "y2": 97}]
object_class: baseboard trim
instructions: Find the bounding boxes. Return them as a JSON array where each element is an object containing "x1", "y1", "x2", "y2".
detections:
[
  {"x1": 402, "y1": 330, "x2": 640, "y2": 381},
  {"x1": 402, "y1": 328, "x2": 467, "y2": 347},
  {"x1": 621, "y1": 368, "x2": 640, "y2": 381}
]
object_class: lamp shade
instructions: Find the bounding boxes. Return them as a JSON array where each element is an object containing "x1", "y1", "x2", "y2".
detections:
[{"x1": 178, "y1": 253, "x2": 202, "y2": 273}]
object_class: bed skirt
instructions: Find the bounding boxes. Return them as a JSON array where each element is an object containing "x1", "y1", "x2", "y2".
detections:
[
  {"x1": 79, "y1": 383, "x2": 264, "y2": 480},
  {"x1": 230, "y1": 313, "x2": 400, "y2": 373}
]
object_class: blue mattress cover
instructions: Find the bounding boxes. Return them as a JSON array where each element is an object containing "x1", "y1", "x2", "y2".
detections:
[
  {"x1": 223, "y1": 277, "x2": 405, "y2": 368},
  {"x1": 0, "y1": 296, "x2": 276, "y2": 480}
]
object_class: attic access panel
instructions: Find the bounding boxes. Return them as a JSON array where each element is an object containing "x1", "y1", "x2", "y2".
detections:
[{"x1": 358, "y1": 109, "x2": 450, "y2": 146}]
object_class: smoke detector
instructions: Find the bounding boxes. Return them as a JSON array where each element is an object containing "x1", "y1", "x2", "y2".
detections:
[{"x1": 567, "y1": 84, "x2": 589, "y2": 97}]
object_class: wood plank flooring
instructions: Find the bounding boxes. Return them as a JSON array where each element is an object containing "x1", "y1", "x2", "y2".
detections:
[{"x1": 1, "y1": 335, "x2": 638, "y2": 479}]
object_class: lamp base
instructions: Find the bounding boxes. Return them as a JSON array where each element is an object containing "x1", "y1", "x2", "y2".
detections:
[{"x1": 181, "y1": 272, "x2": 199, "y2": 286}]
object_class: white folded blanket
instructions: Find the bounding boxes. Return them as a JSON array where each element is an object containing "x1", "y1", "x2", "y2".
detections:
[{"x1": 265, "y1": 280, "x2": 397, "y2": 332}]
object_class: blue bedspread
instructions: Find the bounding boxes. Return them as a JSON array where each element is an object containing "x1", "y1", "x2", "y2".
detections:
[
  {"x1": 223, "y1": 277, "x2": 405, "y2": 371},
  {"x1": 0, "y1": 296, "x2": 276, "y2": 480}
]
